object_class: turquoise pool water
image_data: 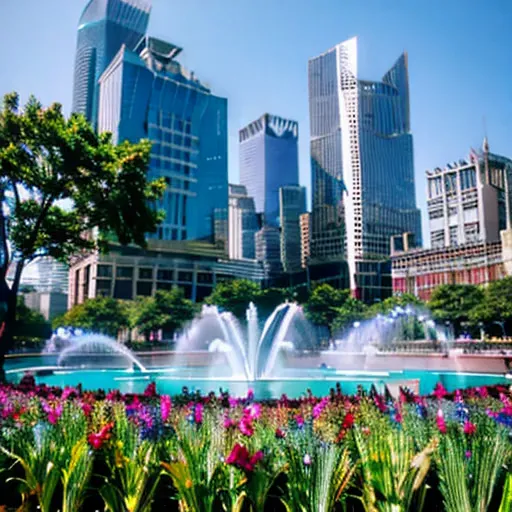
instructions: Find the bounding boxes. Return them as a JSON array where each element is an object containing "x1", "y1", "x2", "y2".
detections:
[{"x1": 5, "y1": 356, "x2": 510, "y2": 398}]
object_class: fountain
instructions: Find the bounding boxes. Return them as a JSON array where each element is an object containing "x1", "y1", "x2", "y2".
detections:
[
  {"x1": 177, "y1": 302, "x2": 305, "y2": 380},
  {"x1": 57, "y1": 334, "x2": 147, "y2": 372},
  {"x1": 333, "y1": 305, "x2": 452, "y2": 351}
]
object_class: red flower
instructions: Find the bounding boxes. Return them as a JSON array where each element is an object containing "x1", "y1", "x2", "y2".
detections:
[
  {"x1": 275, "y1": 428, "x2": 286, "y2": 439},
  {"x1": 226, "y1": 443, "x2": 263, "y2": 472},
  {"x1": 88, "y1": 423, "x2": 114, "y2": 450},
  {"x1": 433, "y1": 383, "x2": 448, "y2": 400},
  {"x1": 342, "y1": 412, "x2": 355, "y2": 430},
  {"x1": 436, "y1": 410, "x2": 447, "y2": 434},
  {"x1": 463, "y1": 421, "x2": 476, "y2": 436},
  {"x1": 144, "y1": 382, "x2": 157, "y2": 397}
]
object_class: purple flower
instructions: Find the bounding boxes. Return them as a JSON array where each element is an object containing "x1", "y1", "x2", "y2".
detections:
[
  {"x1": 295, "y1": 414, "x2": 304, "y2": 428},
  {"x1": 244, "y1": 403, "x2": 261, "y2": 420},
  {"x1": 160, "y1": 395, "x2": 172, "y2": 422}
]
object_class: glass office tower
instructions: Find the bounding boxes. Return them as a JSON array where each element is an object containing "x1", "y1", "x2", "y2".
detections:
[
  {"x1": 98, "y1": 36, "x2": 228, "y2": 243},
  {"x1": 239, "y1": 114, "x2": 299, "y2": 227},
  {"x1": 308, "y1": 36, "x2": 421, "y2": 296},
  {"x1": 279, "y1": 185, "x2": 306, "y2": 273},
  {"x1": 72, "y1": 0, "x2": 151, "y2": 127}
]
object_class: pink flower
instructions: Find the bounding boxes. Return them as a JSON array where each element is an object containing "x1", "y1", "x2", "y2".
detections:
[
  {"x1": 303, "y1": 454, "x2": 312, "y2": 466},
  {"x1": 228, "y1": 397, "x2": 238, "y2": 408},
  {"x1": 239, "y1": 416, "x2": 254, "y2": 437},
  {"x1": 477, "y1": 387, "x2": 489, "y2": 398},
  {"x1": 160, "y1": 395, "x2": 172, "y2": 422},
  {"x1": 436, "y1": 409, "x2": 447, "y2": 434},
  {"x1": 226, "y1": 443, "x2": 263, "y2": 472},
  {"x1": 312, "y1": 397, "x2": 329, "y2": 419},
  {"x1": 223, "y1": 416, "x2": 236, "y2": 429},
  {"x1": 433, "y1": 382, "x2": 448, "y2": 400},
  {"x1": 61, "y1": 387, "x2": 77, "y2": 400},
  {"x1": 246, "y1": 389, "x2": 254, "y2": 401},
  {"x1": 463, "y1": 421, "x2": 477, "y2": 436},
  {"x1": 194, "y1": 403, "x2": 203, "y2": 424},
  {"x1": 361, "y1": 426, "x2": 371, "y2": 436},
  {"x1": 295, "y1": 414, "x2": 304, "y2": 427},
  {"x1": 244, "y1": 403, "x2": 261, "y2": 420},
  {"x1": 465, "y1": 450, "x2": 472, "y2": 459}
]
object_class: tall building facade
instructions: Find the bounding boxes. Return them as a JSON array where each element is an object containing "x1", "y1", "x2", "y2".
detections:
[
  {"x1": 308, "y1": 37, "x2": 422, "y2": 298},
  {"x1": 392, "y1": 141, "x2": 512, "y2": 300},
  {"x1": 72, "y1": 0, "x2": 151, "y2": 127},
  {"x1": 239, "y1": 114, "x2": 299, "y2": 226},
  {"x1": 279, "y1": 186, "x2": 306, "y2": 273},
  {"x1": 300, "y1": 212, "x2": 311, "y2": 269},
  {"x1": 255, "y1": 226, "x2": 282, "y2": 275},
  {"x1": 228, "y1": 184, "x2": 259, "y2": 260},
  {"x1": 426, "y1": 139, "x2": 512, "y2": 248},
  {"x1": 98, "y1": 36, "x2": 228, "y2": 244}
]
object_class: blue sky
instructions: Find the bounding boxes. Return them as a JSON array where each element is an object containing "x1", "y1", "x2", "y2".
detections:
[{"x1": 1, "y1": 0, "x2": 511, "y2": 246}]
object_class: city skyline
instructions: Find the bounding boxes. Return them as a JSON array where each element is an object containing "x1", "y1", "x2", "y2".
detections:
[{"x1": 1, "y1": 0, "x2": 511, "y2": 248}]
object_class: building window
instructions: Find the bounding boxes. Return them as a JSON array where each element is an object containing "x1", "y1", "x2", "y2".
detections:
[
  {"x1": 116, "y1": 266, "x2": 133, "y2": 278},
  {"x1": 114, "y1": 280, "x2": 133, "y2": 300},
  {"x1": 97, "y1": 264, "x2": 113, "y2": 278},
  {"x1": 136, "y1": 281, "x2": 153, "y2": 297},
  {"x1": 139, "y1": 268, "x2": 153, "y2": 280},
  {"x1": 178, "y1": 271, "x2": 193, "y2": 282},
  {"x1": 157, "y1": 269, "x2": 173, "y2": 281}
]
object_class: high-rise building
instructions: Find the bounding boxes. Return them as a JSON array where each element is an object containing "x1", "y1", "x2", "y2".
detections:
[
  {"x1": 228, "y1": 184, "x2": 259, "y2": 260},
  {"x1": 255, "y1": 226, "x2": 282, "y2": 275},
  {"x1": 279, "y1": 186, "x2": 306, "y2": 273},
  {"x1": 308, "y1": 37, "x2": 422, "y2": 298},
  {"x1": 300, "y1": 212, "x2": 311, "y2": 269},
  {"x1": 98, "y1": 36, "x2": 228, "y2": 244},
  {"x1": 239, "y1": 114, "x2": 299, "y2": 226},
  {"x1": 426, "y1": 139, "x2": 512, "y2": 248},
  {"x1": 72, "y1": 0, "x2": 151, "y2": 127},
  {"x1": 392, "y1": 140, "x2": 512, "y2": 300}
]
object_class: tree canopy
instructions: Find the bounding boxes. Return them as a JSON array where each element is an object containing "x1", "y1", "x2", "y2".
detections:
[
  {"x1": 54, "y1": 297, "x2": 129, "y2": 338},
  {"x1": 429, "y1": 284, "x2": 484, "y2": 335},
  {"x1": 303, "y1": 283, "x2": 351, "y2": 334},
  {"x1": 0, "y1": 92, "x2": 165, "y2": 357},
  {"x1": 205, "y1": 279, "x2": 261, "y2": 319},
  {"x1": 133, "y1": 288, "x2": 198, "y2": 341}
]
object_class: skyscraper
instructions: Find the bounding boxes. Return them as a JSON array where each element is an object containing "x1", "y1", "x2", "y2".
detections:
[
  {"x1": 228, "y1": 184, "x2": 259, "y2": 260},
  {"x1": 72, "y1": 0, "x2": 151, "y2": 127},
  {"x1": 98, "y1": 36, "x2": 228, "y2": 243},
  {"x1": 308, "y1": 36, "x2": 421, "y2": 298},
  {"x1": 279, "y1": 186, "x2": 306, "y2": 273},
  {"x1": 239, "y1": 114, "x2": 299, "y2": 226}
]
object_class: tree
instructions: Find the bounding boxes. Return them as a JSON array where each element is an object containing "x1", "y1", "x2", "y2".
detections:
[
  {"x1": 469, "y1": 277, "x2": 512, "y2": 335},
  {"x1": 303, "y1": 284, "x2": 350, "y2": 334},
  {"x1": 14, "y1": 295, "x2": 51, "y2": 341},
  {"x1": 0, "y1": 93, "x2": 165, "y2": 371},
  {"x1": 429, "y1": 284, "x2": 484, "y2": 336},
  {"x1": 331, "y1": 297, "x2": 368, "y2": 335},
  {"x1": 54, "y1": 297, "x2": 129, "y2": 338},
  {"x1": 205, "y1": 279, "x2": 261, "y2": 319},
  {"x1": 134, "y1": 288, "x2": 197, "y2": 342}
]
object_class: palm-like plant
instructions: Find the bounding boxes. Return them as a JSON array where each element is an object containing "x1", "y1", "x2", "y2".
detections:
[
  {"x1": 1, "y1": 402, "x2": 91, "y2": 512},
  {"x1": 61, "y1": 439, "x2": 93, "y2": 512},
  {"x1": 100, "y1": 405, "x2": 161, "y2": 512},
  {"x1": 436, "y1": 428, "x2": 511, "y2": 512},
  {"x1": 354, "y1": 428, "x2": 437, "y2": 512},
  {"x1": 282, "y1": 435, "x2": 355, "y2": 512},
  {"x1": 162, "y1": 417, "x2": 228, "y2": 512}
]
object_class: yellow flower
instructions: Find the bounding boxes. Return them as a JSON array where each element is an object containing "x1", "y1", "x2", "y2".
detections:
[
  {"x1": 185, "y1": 479, "x2": 193, "y2": 489},
  {"x1": 117, "y1": 440, "x2": 124, "y2": 450}
]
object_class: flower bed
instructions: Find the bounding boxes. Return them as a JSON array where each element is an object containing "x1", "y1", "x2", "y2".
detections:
[{"x1": 0, "y1": 378, "x2": 511, "y2": 511}]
